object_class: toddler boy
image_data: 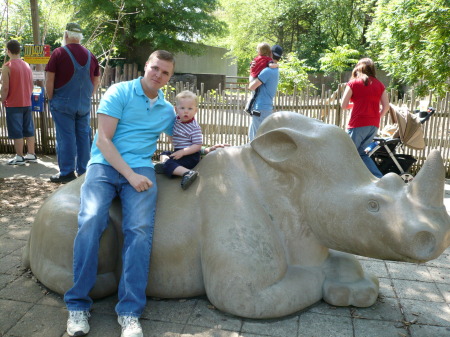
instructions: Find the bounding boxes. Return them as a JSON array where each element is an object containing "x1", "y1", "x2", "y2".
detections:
[{"x1": 155, "y1": 90, "x2": 203, "y2": 190}]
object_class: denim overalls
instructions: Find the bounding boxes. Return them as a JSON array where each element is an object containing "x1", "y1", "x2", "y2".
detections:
[{"x1": 50, "y1": 46, "x2": 93, "y2": 176}]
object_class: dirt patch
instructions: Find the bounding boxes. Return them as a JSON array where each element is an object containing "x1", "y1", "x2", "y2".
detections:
[{"x1": 0, "y1": 178, "x2": 60, "y2": 229}]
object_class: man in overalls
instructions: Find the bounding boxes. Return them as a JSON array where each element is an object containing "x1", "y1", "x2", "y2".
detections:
[{"x1": 45, "y1": 22, "x2": 100, "y2": 183}]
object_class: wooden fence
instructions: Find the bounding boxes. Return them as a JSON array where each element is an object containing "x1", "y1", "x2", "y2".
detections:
[{"x1": 1, "y1": 82, "x2": 449, "y2": 177}]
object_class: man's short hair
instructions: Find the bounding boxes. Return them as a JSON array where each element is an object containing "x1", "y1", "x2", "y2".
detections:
[
  {"x1": 6, "y1": 40, "x2": 21, "y2": 55},
  {"x1": 148, "y1": 50, "x2": 175, "y2": 71},
  {"x1": 175, "y1": 90, "x2": 198, "y2": 106}
]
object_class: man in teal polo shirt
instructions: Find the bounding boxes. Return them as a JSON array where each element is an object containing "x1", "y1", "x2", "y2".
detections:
[{"x1": 63, "y1": 50, "x2": 176, "y2": 337}]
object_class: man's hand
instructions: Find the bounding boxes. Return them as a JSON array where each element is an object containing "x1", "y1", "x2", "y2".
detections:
[{"x1": 127, "y1": 172, "x2": 154, "y2": 192}]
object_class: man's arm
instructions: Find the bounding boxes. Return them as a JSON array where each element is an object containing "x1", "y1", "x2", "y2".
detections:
[
  {"x1": 248, "y1": 77, "x2": 262, "y2": 91},
  {"x1": 45, "y1": 71, "x2": 55, "y2": 100},
  {"x1": 92, "y1": 75, "x2": 100, "y2": 96},
  {"x1": 96, "y1": 113, "x2": 153, "y2": 192},
  {"x1": 1, "y1": 65, "x2": 10, "y2": 102}
]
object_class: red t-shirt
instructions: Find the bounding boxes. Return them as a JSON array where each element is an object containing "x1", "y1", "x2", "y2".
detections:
[
  {"x1": 347, "y1": 77, "x2": 385, "y2": 129},
  {"x1": 3, "y1": 59, "x2": 33, "y2": 107},
  {"x1": 45, "y1": 44, "x2": 100, "y2": 89},
  {"x1": 250, "y1": 55, "x2": 273, "y2": 78}
]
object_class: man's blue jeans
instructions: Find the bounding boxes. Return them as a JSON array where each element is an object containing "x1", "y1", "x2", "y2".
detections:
[
  {"x1": 50, "y1": 107, "x2": 91, "y2": 176},
  {"x1": 64, "y1": 164, "x2": 157, "y2": 317},
  {"x1": 248, "y1": 110, "x2": 272, "y2": 141},
  {"x1": 347, "y1": 126, "x2": 383, "y2": 178}
]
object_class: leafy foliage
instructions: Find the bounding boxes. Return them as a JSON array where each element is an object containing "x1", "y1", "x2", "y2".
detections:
[
  {"x1": 319, "y1": 45, "x2": 360, "y2": 75},
  {"x1": 319, "y1": 45, "x2": 359, "y2": 88},
  {"x1": 204, "y1": 0, "x2": 275, "y2": 75},
  {"x1": 1, "y1": 0, "x2": 75, "y2": 66},
  {"x1": 210, "y1": 0, "x2": 372, "y2": 73},
  {"x1": 65, "y1": 0, "x2": 226, "y2": 66},
  {"x1": 367, "y1": 0, "x2": 450, "y2": 96},
  {"x1": 278, "y1": 53, "x2": 316, "y2": 94}
]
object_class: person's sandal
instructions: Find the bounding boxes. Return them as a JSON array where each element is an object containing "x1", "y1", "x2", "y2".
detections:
[{"x1": 180, "y1": 170, "x2": 198, "y2": 190}]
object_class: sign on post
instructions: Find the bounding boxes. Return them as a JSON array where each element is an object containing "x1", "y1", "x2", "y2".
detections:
[{"x1": 24, "y1": 44, "x2": 51, "y2": 64}]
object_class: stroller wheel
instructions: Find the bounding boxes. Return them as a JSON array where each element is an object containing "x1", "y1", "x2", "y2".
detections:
[{"x1": 400, "y1": 173, "x2": 414, "y2": 183}]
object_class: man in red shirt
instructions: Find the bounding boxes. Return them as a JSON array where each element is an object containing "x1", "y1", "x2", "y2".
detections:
[
  {"x1": 1, "y1": 40, "x2": 36, "y2": 165},
  {"x1": 45, "y1": 22, "x2": 100, "y2": 183}
]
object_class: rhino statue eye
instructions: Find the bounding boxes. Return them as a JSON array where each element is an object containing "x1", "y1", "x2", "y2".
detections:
[{"x1": 367, "y1": 200, "x2": 379, "y2": 212}]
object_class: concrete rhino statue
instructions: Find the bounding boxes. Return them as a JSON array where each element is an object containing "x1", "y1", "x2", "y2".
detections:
[{"x1": 24, "y1": 111, "x2": 450, "y2": 319}]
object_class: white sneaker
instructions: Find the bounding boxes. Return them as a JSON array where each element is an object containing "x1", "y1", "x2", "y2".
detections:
[
  {"x1": 7, "y1": 154, "x2": 25, "y2": 165},
  {"x1": 67, "y1": 310, "x2": 90, "y2": 336},
  {"x1": 118, "y1": 316, "x2": 143, "y2": 337},
  {"x1": 24, "y1": 153, "x2": 38, "y2": 163}
]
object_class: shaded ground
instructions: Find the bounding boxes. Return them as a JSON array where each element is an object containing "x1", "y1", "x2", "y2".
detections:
[{"x1": 0, "y1": 178, "x2": 59, "y2": 229}]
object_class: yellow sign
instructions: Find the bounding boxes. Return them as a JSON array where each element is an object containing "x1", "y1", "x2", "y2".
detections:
[{"x1": 24, "y1": 44, "x2": 51, "y2": 64}]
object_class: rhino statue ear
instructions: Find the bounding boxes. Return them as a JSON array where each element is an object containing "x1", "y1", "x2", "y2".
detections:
[{"x1": 251, "y1": 128, "x2": 298, "y2": 164}]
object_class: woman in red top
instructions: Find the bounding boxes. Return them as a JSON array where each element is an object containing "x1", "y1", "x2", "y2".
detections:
[{"x1": 340, "y1": 58, "x2": 390, "y2": 178}]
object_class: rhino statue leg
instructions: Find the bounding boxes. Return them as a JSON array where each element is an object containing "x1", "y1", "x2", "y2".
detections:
[
  {"x1": 24, "y1": 179, "x2": 122, "y2": 298},
  {"x1": 322, "y1": 250, "x2": 379, "y2": 307},
  {"x1": 199, "y1": 208, "x2": 326, "y2": 319}
]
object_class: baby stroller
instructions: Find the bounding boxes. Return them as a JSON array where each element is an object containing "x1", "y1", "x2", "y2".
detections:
[{"x1": 366, "y1": 104, "x2": 435, "y2": 183}]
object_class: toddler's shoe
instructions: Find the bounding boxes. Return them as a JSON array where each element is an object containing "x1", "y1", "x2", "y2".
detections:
[
  {"x1": 154, "y1": 163, "x2": 165, "y2": 174},
  {"x1": 181, "y1": 170, "x2": 198, "y2": 190}
]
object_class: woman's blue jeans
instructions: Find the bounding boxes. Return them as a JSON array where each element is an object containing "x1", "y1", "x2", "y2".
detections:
[
  {"x1": 64, "y1": 164, "x2": 157, "y2": 317},
  {"x1": 347, "y1": 126, "x2": 383, "y2": 178}
]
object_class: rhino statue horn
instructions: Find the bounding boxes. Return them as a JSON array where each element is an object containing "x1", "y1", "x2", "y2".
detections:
[{"x1": 407, "y1": 149, "x2": 445, "y2": 207}]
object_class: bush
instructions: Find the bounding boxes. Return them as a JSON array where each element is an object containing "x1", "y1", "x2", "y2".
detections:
[{"x1": 278, "y1": 53, "x2": 316, "y2": 94}]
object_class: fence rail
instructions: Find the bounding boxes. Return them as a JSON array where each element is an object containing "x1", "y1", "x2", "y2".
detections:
[{"x1": 1, "y1": 82, "x2": 449, "y2": 177}]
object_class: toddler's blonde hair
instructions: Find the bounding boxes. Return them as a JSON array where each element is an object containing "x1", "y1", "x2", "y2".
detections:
[
  {"x1": 257, "y1": 43, "x2": 271, "y2": 57},
  {"x1": 175, "y1": 90, "x2": 198, "y2": 106}
]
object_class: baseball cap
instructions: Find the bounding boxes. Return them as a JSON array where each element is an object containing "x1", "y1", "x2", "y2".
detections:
[
  {"x1": 66, "y1": 23, "x2": 82, "y2": 33},
  {"x1": 271, "y1": 45, "x2": 283, "y2": 58}
]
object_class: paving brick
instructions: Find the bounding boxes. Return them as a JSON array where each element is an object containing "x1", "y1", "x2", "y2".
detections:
[
  {"x1": 0, "y1": 275, "x2": 45, "y2": 303},
  {"x1": 5, "y1": 303, "x2": 66, "y2": 337},
  {"x1": 0, "y1": 299, "x2": 33, "y2": 336},
  {"x1": 298, "y1": 312, "x2": 353, "y2": 337}
]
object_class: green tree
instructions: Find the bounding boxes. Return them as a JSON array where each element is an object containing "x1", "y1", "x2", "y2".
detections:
[
  {"x1": 208, "y1": 0, "x2": 374, "y2": 74},
  {"x1": 65, "y1": 0, "x2": 226, "y2": 65},
  {"x1": 206, "y1": 0, "x2": 275, "y2": 75},
  {"x1": 318, "y1": 44, "x2": 359, "y2": 87},
  {"x1": 367, "y1": 0, "x2": 450, "y2": 96},
  {"x1": 278, "y1": 52, "x2": 316, "y2": 94},
  {"x1": 0, "y1": 0, "x2": 74, "y2": 65}
]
